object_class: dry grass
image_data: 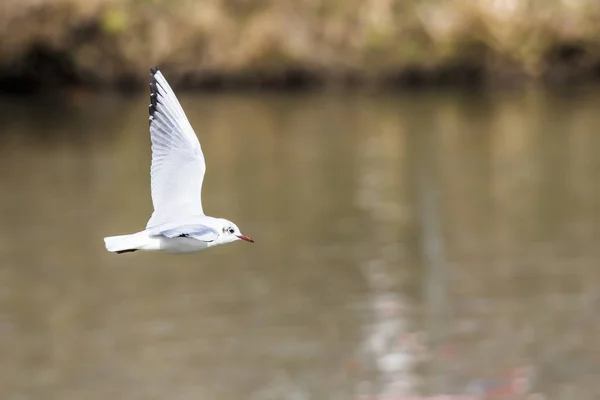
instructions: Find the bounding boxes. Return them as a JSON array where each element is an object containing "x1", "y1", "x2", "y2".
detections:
[{"x1": 1, "y1": 0, "x2": 600, "y2": 88}]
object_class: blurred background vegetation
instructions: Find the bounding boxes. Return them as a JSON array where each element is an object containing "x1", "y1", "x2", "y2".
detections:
[{"x1": 2, "y1": 0, "x2": 600, "y2": 91}]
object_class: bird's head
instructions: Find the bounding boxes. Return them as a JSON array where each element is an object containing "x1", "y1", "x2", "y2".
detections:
[{"x1": 218, "y1": 219, "x2": 254, "y2": 244}]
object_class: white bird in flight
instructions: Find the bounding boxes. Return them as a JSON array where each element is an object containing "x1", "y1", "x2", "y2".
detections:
[{"x1": 104, "y1": 67, "x2": 254, "y2": 254}]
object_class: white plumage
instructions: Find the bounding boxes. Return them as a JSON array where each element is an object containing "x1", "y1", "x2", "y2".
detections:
[{"x1": 103, "y1": 67, "x2": 253, "y2": 255}]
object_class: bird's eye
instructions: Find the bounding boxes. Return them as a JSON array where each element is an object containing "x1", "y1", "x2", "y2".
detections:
[{"x1": 228, "y1": 228, "x2": 235, "y2": 234}]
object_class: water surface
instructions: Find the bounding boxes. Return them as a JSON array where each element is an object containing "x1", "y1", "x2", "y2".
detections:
[{"x1": 1, "y1": 87, "x2": 599, "y2": 399}]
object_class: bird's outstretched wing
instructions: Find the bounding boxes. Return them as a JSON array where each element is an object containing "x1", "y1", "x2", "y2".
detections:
[{"x1": 146, "y1": 67, "x2": 206, "y2": 228}]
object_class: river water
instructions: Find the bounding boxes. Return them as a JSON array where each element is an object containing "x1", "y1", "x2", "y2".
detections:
[{"x1": 1, "y1": 87, "x2": 599, "y2": 399}]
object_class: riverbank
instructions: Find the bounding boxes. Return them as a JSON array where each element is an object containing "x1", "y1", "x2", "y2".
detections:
[{"x1": 2, "y1": 0, "x2": 600, "y2": 92}]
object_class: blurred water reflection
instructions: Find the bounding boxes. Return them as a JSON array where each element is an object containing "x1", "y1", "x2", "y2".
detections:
[{"x1": 0, "y1": 87, "x2": 599, "y2": 399}]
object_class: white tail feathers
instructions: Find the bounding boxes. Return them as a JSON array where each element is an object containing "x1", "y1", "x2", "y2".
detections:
[{"x1": 104, "y1": 232, "x2": 147, "y2": 253}]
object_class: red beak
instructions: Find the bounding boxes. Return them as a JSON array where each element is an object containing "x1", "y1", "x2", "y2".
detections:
[{"x1": 237, "y1": 235, "x2": 254, "y2": 243}]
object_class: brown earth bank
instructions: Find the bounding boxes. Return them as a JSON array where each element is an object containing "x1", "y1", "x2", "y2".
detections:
[{"x1": 2, "y1": 0, "x2": 600, "y2": 92}]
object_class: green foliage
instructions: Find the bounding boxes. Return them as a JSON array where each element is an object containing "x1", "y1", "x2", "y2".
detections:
[{"x1": 101, "y1": 7, "x2": 128, "y2": 35}]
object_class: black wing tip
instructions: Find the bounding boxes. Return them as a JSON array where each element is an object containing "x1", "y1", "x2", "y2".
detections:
[{"x1": 149, "y1": 66, "x2": 159, "y2": 125}]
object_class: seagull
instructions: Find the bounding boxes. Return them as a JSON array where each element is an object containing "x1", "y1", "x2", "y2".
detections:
[{"x1": 104, "y1": 67, "x2": 254, "y2": 254}]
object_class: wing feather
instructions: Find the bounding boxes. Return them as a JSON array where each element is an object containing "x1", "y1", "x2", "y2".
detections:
[
  {"x1": 146, "y1": 67, "x2": 206, "y2": 228},
  {"x1": 157, "y1": 224, "x2": 219, "y2": 242}
]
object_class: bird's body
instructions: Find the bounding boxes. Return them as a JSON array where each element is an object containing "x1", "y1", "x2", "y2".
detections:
[
  {"x1": 105, "y1": 231, "x2": 210, "y2": 254},
  {"x1": 104, "y1": 67, "x2": 253, "y2": 255},
  {"x1": 105, "y1": 216, "x2": 223, "y2": 254}
]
